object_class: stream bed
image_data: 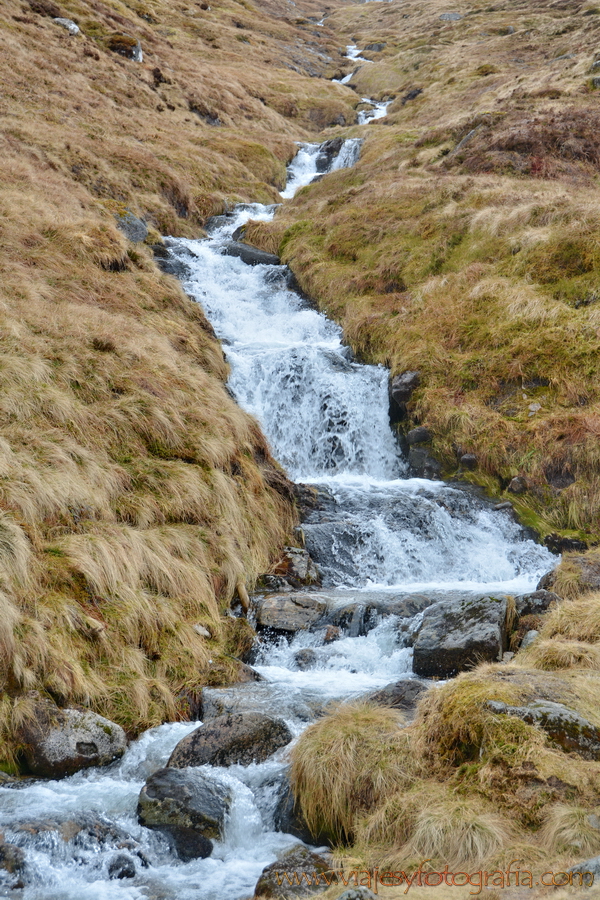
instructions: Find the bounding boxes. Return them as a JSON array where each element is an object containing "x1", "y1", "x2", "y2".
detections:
[{"x1": 0, "y1": 139, "x2": 554, "y2": 900}]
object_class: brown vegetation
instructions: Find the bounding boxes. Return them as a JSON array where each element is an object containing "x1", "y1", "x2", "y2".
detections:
[{"x1": 0, "y1": 0, "x2": 360, "y2": 765}]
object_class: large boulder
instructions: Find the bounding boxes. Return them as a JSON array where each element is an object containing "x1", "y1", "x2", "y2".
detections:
[
  {"x1": 413, "y1": 594, "x2": 508, "y2": 678},
  {"x1": 315, "y1": 138, "x2": 344, "y2": 172},
  {"x1": 255, "y1": 593, "x2": 327, "y2": 632},
  {"x1": 167, "y1": 713, "x2": 292, "y2": 768},
  {"x1": 222, "y1": 241, "x2": 281, "y2": 267},
  {"x1": 138, "y1": 767, "x2": 232, "y2": 859},
  {"x1": 18, "y1": 698, "x2": 127, "y2": 778},
  {"x1": 486, "y1": 700, "x2": 600, "y2": 760},
  {"x1": 253, "y1": 847, "x2": 332, "y2": 898}
]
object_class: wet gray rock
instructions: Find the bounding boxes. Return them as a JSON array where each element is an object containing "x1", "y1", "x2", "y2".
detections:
[
  {"x1": 114, "y1": 210, "x2": 148, "y2": 243},
  {"x1": 200, "y1": 683, "x2": 320, "y2": 723},
  {"x1": 315, "y1": 137, "x2": 344, "y2": 172},
  {"x1": 486, "y1": 699, "x2": 600, "y2": 760},
  {"x1": 108, "y1": 853, "x2": 136, "y2": 879},
  {"x1": 138, "y1": 766, "x2": 231, "y2": 851},
  {"x1": 507, "y1": 475, "x2": 527, "y2": 494},
  {"x1": 408, "y1": 446, "x2": 442, "y2": 479},
  {"x1": 273, "y1": 547, "x2": 321, "y2": 586},
  {"x1": 256, "y1": 593, "x2": 327, "y2": 632},
  {"x1": 294, "y1": 648, "x2": 318, "y2": 670},
  {"x1": 319, "y1": 601, "x2": 379, "y2": 637},
  {"x1": 254, "y1": 846, "x2": 331, "y2": 898},
  {"x1": 157, "y1": 825, "x2": 212, "y2": 861},
  {"x1": 222, "y1": 241, "x2": 280, "y2": 267},
  {"x1": 460, "y1": 453, "x2": 478, "y2": 470},
  {"x1": 407, "y1": 426, "x2": 432, "y2": 444},
  {"x1": 363, "y1": 678, "x2": 428, "y2": 711},
  {"x1": 515, "y1": 589, "x2": 561, "y2": 617},
  {"x1": 53, "y1": 17, "x2": 79, "y2": 34},
  {"x1": 569, "y1": 855, "x2": 600, "y2": 882},
  {"x1": 520, "y1": 629, "x2": 539, "y2": 650},
  {"x1": 18, "y1": 697, "x2": 127, "y2": 778},
  {"x1": 390, "y1": 370, "x2": 421, "y2": 403},
  {"x1": 413, "y1": 594, "x2": 508, "y2": 677},
  {"x1": 167, "y1": 713, "x2": 292, "y2": 768},
  {"x1": 0, "y1": 840, "x2": 25, "y2": 876},
  {"x1": 268, "y1": 770, "x2": 324, "y2": 845}
]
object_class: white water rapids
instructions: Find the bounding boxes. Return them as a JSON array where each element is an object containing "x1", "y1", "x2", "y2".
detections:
[{"x1": 0, "y1": 140, "x2": 554, "y2": 900}]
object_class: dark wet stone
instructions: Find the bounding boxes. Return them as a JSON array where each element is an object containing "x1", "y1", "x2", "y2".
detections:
[
  {"x1": 114, "y1": 210, "x2": 147, "y2": 243},
  {"x1": 167, "y1": 713, "x2": 292, "y2": 767},
  {"x1": 363, "y1": 679, "x2": 428, "y2": 711},
  {"x1": 390, "y1": 370, "x2": 421, "y2": 403},
  {"x1": 460, "y1": 453, "x2": 478, "y2": 470},
  {"x1": 138, "y1": 767, "x2": 230, "y2": 842},
  {"x1": 108, "y1": 853, "x2": 136, "y2": 879},
  {"x1": 222, "y1": 241, "x2": 280, "y2": 266},
  {"x1": 407, "y1": 426, "x2": 432, "y2": 444},
  {"x1": 294, "y1": 648, "x2": 318, "y2": 670},
  {"x1": 515, "y1": 589, "x2": 562, "y2": 617},
  {"x1": 154, "y1": 825, "x2": 213, "y2": 861}
]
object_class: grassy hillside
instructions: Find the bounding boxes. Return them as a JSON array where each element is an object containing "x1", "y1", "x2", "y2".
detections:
[
  {"x1": 0, "y1": 0, "x2": 359, "y2": 766},
  {"x1": 246, "y1": 0, "x2": 600, "y2": 546}
]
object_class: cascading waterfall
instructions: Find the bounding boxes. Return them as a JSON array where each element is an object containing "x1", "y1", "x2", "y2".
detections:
[{"x1": 0, "y1": 138, "x2": 554, "y2": 900}]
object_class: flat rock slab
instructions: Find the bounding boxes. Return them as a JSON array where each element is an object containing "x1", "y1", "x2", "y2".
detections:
[
  {"x1": 168, "y1": 712, "x2": 292, "y2": 768},
  {"x1": 200, "y1": 683, "x2": 323, "y2": 723},
  {"x1": 256, "y1": 593, "x2": 327, "y2": 632},
  {"x1": 413, "y1": 594, "x2": 508, "y2": 678},
  {"x1": 486, "y1": 699, "x2": 600, "y2": 760},
  {"x1": 138, "y1": 766, "x2": 231, "y2": 852},
  {"x1": 222, "y1": 241, "x2": 280, "y2": 267}
]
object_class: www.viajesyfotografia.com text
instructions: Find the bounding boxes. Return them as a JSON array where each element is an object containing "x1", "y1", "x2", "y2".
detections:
[{"x1": 274, "y1": 860, "x2": 595, "y2": 895}]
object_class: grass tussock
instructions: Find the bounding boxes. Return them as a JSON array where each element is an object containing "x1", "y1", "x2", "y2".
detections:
[{"x1": 290, "y1": 702, "x2": 412, "y2": 842}]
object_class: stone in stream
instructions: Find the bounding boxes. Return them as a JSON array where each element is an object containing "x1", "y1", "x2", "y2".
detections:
[
  {"x1": 255, "y1": 592, "x2": 327, "y2": 632},
  {"x1": 315, "y1": 137, "x2": 344, "y2": 172},
  {"x1": 266, "y1": 769, "x2": 326, "y2": 845},
  {"x1": 390, "y1": 370, "x2": 421, "y2": 403},
  {"x1": 406, "y1": 426, "x2": 432, "y2": 444},
  {"x1": 114, "y1": 209, "x2": 148, "y2": 243},
  {"x1": 485, "y1": 700, "x2": 600, "y2": 760},
  {"x1": 538, "y1": 551, "x2": 600, "y2": 594},
  {"x1": 167, "y1": 712, "x2": 292, "y2": 767},
  {"x1": 222, "y1": 241, "x2": 281, "y2": 267},
  {"x1": 293, "y1": 648, "x2": 318, "y2": 670},
  {"x1": 254, "y1": 846, "x2": 332, "y2": 898},
  {"x1": 0, "y1": 840, "x2": 25, "y2": 876},
  {"x1": 108, "y1": 853, "x2": 136, "y2": 879},
  {"x1": 412, "y1": 594, "x2": 509, "y2": 678},
  {"x1": 138, "y1": 767, "x2": 232, "y2": 857},
  {"x1": 17, "y1": 696, "x2": 127, "y2": 778}
]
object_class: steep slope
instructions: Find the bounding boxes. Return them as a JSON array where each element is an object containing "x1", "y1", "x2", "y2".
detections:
[{"x1": 0, "y1": 0, "x2": 355, "y2": 764}]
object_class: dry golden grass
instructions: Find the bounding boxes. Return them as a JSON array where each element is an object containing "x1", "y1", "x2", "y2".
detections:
[
  {"x1": 0, "y1": 0, "x2": 369, "y2": 765},
  {"x1": 290, "y1": 702, "x2": 412, "y2": 842}
]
